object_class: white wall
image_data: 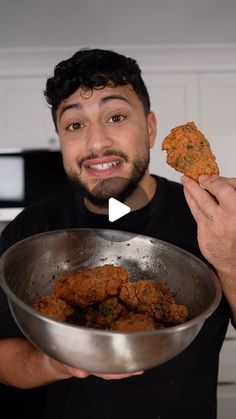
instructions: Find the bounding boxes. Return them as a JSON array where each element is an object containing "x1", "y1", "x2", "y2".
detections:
[{"x1": 1, "y1": 0, "x2": 236, "y2": 48}]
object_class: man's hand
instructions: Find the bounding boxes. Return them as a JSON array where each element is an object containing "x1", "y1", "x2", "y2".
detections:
[
  {"x1": 51, "y1": 358, "x2": 143, "y2": 380},
  {"x1": 181, "y1": 174, "x2": 236, "y2": 273},
  {"x1": 181, "y1": 174, "x2": 236, "y2": 320},
  {"x1": 0, "y1": 338, "x2": 143, "y2": 389}
]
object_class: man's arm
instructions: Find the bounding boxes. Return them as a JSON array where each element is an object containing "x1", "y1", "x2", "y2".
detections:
[
  {"x1": 181, "y1": 175, "x2": 236, "y2": 323},
  {"x1": 0, "y1": 338, "x2": 142, "y2": 388},
  {"x1": 0, "y1": 337, "x2": 89, "y2": 388}
]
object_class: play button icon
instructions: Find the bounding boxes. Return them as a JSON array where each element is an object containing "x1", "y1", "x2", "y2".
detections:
[
  {"x1": 108, "y1": 198, "x2": 131, "y2": 222},
  {"x1": 90, "y1": 176, "x2": 151, "y2": 241}
]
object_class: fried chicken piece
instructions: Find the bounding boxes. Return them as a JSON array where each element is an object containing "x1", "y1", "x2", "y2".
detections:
[
  {"x1": 161, "y1": 121, "x2": 219, "y2": 180},
  {"x1": 119, "y1": 279, "x2": 188, "y2": 324},
  {"x1": 164, "y1": 303, "x2": 189, "y2": 324},
  {"x1": 86, "y1": 297, "x2": 127, "y2": 329},
  {"x1": 54, "y1": 264, "x2": 129, "y2": 308},
  {"x1": 119, "y1": 279, "x2": 172, "y2": 320},
  {"x1": 32, "y1": 294, "x2": 74, "y2": 322},
  {"x1": 111, "y1": 313, "x2": 157, "y2": 332}
]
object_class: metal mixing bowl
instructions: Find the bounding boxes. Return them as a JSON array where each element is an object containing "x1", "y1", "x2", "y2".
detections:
[{"x1": 0, "y1": 228, "x2": 222, "y2": 373}]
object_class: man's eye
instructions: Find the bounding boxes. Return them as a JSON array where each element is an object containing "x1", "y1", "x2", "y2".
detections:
[
  {"x1": 108, "y1": 114, "x2": 125, "y2": 123},
  {"x1": 67, "y1": 122, "x2": 82, "y2": 131}
]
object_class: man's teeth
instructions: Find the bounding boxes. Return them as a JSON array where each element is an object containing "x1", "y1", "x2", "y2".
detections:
[{"x1": 89, "y1": 161, "x2": 120, "y2": 170}]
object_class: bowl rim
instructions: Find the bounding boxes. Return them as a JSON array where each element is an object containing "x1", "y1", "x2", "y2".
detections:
[{"x1": 0, "y1": 228, "x2": 222, "y2": 337}]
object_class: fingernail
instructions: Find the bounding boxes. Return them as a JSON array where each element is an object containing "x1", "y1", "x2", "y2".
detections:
[
  {"x1": 181, "y1": 175, "x2": 190, "y2": 183},
  {"x1": 199, "y1": 175, "x2": 209, "y2": 182},
  {"x1": 133, "y1": 371, "x2": 144, "y2": 376}
]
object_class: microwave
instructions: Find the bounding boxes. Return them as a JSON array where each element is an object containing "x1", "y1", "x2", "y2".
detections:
[{"x1": 0, "y1": 149, "x2": 70, "y2": 208}]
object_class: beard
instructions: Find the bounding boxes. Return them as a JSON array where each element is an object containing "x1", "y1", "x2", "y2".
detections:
[{"x1": 67, "y1": 148, "x2": 150, "y2": 209}]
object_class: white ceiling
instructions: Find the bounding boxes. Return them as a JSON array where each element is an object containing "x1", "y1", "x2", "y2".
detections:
[{"x1": 1, "y1": 0, "x2": 236, "y2": 48}]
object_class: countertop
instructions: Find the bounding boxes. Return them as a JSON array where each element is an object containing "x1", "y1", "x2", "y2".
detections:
[{"x1": 0, "y1": 208, "x2": 23, "y2": 222}]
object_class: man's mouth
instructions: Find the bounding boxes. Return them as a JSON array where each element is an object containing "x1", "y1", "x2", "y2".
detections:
[
  {"x1": 84, "y1": 157, "x2": 123, "y2": 177},
  {"x1": 88, "y1": 160, "x2": 121, "y2": 170}
]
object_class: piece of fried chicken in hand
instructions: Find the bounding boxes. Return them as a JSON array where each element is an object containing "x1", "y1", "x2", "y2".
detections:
[{"x1": 161, "y1": 121, "x2": 219, "y2": 180}]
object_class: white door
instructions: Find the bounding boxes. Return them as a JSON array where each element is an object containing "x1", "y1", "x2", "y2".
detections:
[
  {"x1": 199, "y1": 72, "x2": 236, "y2": 177},
  {"x1": 0, "y1": 77, "x2": 59, "y2": 150}
]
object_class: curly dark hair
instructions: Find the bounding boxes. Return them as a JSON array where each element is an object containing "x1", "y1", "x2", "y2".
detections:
[{"x1": 44, "y1": 48, "x2": 151, "y2": 129}]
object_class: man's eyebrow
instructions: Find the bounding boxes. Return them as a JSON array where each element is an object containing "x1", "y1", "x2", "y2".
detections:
[
  {"x1": 100, "y1": 94, "x2": 131, "y2": 106},
  {"x1": 59, "y1": 103, "x2": 82, "y2": 121},
  {"x1": 58, "y1": 94, "x2": 131, "y2": 121}
]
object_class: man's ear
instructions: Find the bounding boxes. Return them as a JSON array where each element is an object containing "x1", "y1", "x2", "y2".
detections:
[{"x1": 147, "y1": 111, "x2": 157, "y2": 148}]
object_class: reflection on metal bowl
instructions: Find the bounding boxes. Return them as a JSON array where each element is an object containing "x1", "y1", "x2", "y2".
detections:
[{"x1": 0, "y1": 228, "x2": 222, "y2": 373}]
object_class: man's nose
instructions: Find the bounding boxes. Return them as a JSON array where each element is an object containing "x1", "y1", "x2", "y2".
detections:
[{"x1": 86, "y1": 122, "x2": 113, "y2": 152}]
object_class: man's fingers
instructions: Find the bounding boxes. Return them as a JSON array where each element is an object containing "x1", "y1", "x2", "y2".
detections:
[
  {"x1": 201, "y1": 175, "x2": 236, "y2": 190},
  {"x1": 67, "y1": 366, "x2": 144, "y2": 380},
  {"x1": 94, "y1": 371, "x2": 144, "y2": 380},
  {"x1": 183, "y1": 187, "x2": 206, "y2": 223},
  {"x1": 198, "y1": 175, "x2": 236, "y2": 211},
  {"x1": 66, "y1": 367, "x2": 91, "y2": 378},
  {"x1": 181, "y1": 176, "x2": 218, "y2": 221}
]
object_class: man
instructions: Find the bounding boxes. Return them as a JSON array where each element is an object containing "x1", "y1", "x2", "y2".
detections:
[{"x1": 0, "y1": 48, "x2": 236, "y2": 419}]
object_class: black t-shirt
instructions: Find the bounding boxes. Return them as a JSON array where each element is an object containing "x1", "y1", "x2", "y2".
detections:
[{"x1": 0, "y1": 176, "x2": 231, "y2": 419}]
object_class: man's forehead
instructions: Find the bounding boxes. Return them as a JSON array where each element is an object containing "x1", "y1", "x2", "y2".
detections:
[{"x1": 60, "y1": 84, "x2": 135, "y2": 106}]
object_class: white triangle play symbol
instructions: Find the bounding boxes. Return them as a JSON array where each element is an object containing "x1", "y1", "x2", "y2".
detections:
[{"x1": 108, "y1": 197, "x2": 131, "y2": 222}]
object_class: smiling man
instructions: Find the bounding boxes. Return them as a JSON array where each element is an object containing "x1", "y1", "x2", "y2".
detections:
[
  {"x1": 0, "y1": 48, "x2": 236, "y2": 419},
  {"x1": 49, "y1": 50, "x2": 157, "y2": 212},
  {"x1": 56, "y1": 83, "x2": 156, "y2": 210}
]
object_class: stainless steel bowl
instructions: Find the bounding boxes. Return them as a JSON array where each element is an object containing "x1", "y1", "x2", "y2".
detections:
[{"x1": 0, "y1": 228, "x2": 222, "y2": 373}]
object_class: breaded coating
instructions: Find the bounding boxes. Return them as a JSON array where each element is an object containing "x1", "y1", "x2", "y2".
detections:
[
  {"x1": 119, "y1": 279, "x2": 172, "y2": 320},
  {"x1": 32, "y1": 264, "x2": 189, "y2": 331},
  {"x1": 86, "y1": 297, "x2": 127, "y2": 329},
  {"x1": 161, "y1": 121, "x2": 219, "y2": 180},
  {"x1": 32, "y1": 294, "x2": 74, "y2": 322},
  {"x1": 164, "y1": 303, "x2": 189, "y2": 324},
  {"x1": 54, "y1": 264, "x2": 129, "y2": 308},
  {"x1": 111, "y1": 313, "x2": 157, "y2": 332},
  {"x1": 119, "y1": 279, "x2": 188, "y2": 324}
]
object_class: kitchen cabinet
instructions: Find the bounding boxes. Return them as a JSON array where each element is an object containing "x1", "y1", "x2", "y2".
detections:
[
  {"x1": 143, "y1": 73, "x2": 199, "y2": 182},
  {"x1": 0, "y1": 77, "x2": 59, "y2": 150},
  {"x1": 218, "y1": 324, "x2": 236, "y2": 419},
  {"x1": 199, "y1": 72, "x2": 236, "y2": 177},
  {"x1": 218, "y1": 384, "x2": 236, "y2": 419},
  {"x1": 219, "y1": 324, "x2": 236, "y2": 383}
]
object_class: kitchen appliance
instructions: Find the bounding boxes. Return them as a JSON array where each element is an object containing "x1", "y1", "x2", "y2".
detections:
[{"x1": 0, "y1": 149, "x2": 70, "y2": 209}]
